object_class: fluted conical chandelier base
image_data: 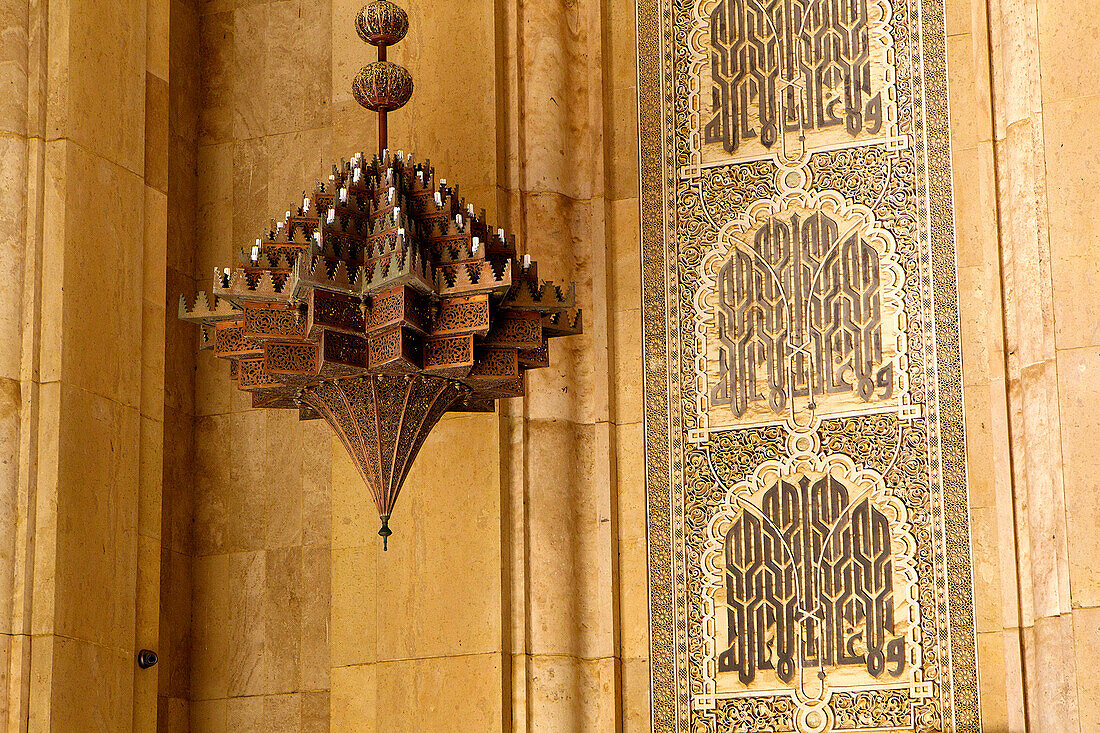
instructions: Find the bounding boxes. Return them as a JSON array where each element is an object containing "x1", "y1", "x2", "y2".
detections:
[{"x1": 300, "y1": 374, "x2": 467, "y2": 548}]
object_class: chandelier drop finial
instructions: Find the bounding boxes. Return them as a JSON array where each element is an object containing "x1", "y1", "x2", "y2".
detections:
[{"x1": 353, "y1": 0, "x2": 413, "y2": 155}]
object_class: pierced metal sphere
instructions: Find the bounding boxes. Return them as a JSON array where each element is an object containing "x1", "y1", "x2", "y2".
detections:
[
  {"x1": 356, "y1": 1, "x2": 409, "y2": 46},
  {"x1": 353, "y1": 61, "x2": 414, "y2": 112}
]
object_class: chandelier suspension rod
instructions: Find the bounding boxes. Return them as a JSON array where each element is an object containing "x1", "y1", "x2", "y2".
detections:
[{"x1": 377, "y1": 41, "x2": 387, "y2": 154}]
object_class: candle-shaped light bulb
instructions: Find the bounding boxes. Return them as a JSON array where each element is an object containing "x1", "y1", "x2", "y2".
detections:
[
  {"x1": 388, "y1": 187, "x2": 395, "y2": 204},
  {"x1": 353, "y1": 168, "x2": 362, "y2": 184},
  {"x1": 456, "y1": 213, "x2": 464, "y2": 228},
  {"x1": 434, "y1": 191, "x2": 442, "y2": 207},
  {"x1": 339, "y1": 187, "x2": 348, "y2": 203},
  {"x1": 498, "y1": 228, "x2": 505, "y2": 240},
  {"x1": 327, "y1": 209, "x2": 336, "y2": 224},
  {"x1": 251, "y1": 243, "x2": 260, "y2": 262},
  {"x1": 523, "y1": 254, "x2": 532, "y2": 270},
  {"x1": 472, "y1": 237, "x2": 480, "y2": 255},
  {"x1": 303, "y1": 197, "x2": 311, "y2": 212}
]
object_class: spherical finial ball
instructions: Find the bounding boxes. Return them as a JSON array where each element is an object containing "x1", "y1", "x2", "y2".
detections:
[
  {"x1": 356, "y1": 1, "x2": 409, "y2": 46},
  {"x1": 353, "y1": 61, "x2": 414, "y2": 112}
]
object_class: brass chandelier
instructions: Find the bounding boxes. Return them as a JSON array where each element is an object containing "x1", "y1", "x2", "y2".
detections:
[{"x1": 180, "y1": 0, "x2": 581, "y2": 548}]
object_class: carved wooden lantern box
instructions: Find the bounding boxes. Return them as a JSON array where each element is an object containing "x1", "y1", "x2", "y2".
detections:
[{"x1": 180, "y1": 0, "x2": 581, "y2": 548}]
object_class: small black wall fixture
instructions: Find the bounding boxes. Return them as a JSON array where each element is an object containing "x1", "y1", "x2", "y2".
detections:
[{"x1": 137, "y1": 649, "x2": 158, "y2": 669}]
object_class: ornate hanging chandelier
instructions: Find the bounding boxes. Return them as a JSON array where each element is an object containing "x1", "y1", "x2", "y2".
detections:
[{"x1": 180, "y1": 0, "x2": 581, "y2": 549}]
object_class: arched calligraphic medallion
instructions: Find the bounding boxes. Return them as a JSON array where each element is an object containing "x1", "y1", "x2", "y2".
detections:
[
  {"x1": 699, "y1": 447, "x2": 928, "y2": 726},
  {"x1": 693, "y1": 188, "x2": 910, "y2": 438}
]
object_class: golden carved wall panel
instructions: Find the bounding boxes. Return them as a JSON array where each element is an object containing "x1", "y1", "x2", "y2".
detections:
[
  {"x1": 637, "y1": 0, "x2": 978, "y2": 729},
  {"x1": 690, "y1": 0, "x2": 904, "y2": 169}
]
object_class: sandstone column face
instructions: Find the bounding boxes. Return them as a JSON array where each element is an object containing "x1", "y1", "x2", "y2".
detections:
[
  {"x1": 636, "y1": 0, "x2": 983, "y2": 728},
  {"x1": 0, "y1": 0, "x2": 29, "y2": 725},
  {"x1": 0, "y1": 0, "x2": 175, "y2": 724}
]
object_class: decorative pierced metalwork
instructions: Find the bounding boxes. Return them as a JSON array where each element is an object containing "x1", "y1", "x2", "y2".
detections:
[
  {"x1": 181, "y1": 7, "x2": 582, "y2": 545},
  {"x1": 353, "y1": 0, "x2": 414, "y2": 153},
  {"x1": 355, "y1": 0, "x2": 409, "y2": 46},
  {"x1": 353, "y1": 61, "x2": 414, "y2": 113},
  {"x1": 300, "y1": 375, "x2": 464, "y2": 546}
]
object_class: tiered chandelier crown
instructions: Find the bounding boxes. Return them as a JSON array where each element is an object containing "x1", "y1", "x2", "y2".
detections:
[{"x1": 180, "y1": 0, "x2": 581, "y2": 548}]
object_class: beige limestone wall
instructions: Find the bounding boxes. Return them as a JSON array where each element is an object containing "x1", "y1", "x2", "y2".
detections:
[
  {"x1": 494, "y1": 0, "x2": 643, "y2": 727},
  {"x1": 1046, "y1": 2, "x2": 1100, "y2": 722},
  {"x1": 0, "y1": 0, "x2": 190, "y2": 727},
  {"x1": 189, "y1": 0, "x2": 336, "y2": 729},
  {"x1": 949, "y1": 0, "x2": 1100, "y2": 728},
  {"x1": 0, "y1": 0, "x2": 32, "y2": 722},
  {"x1": 986, "y1": 0, "x2": 1100, "y2": 728},
  {"x1": 945, "y1": 0, "x2": 1022, "y2": 727}
]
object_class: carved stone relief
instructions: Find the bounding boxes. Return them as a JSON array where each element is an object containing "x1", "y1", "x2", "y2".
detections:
[{"x1": 637, "y1": 0, "x2": 977, "y2": 728}]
